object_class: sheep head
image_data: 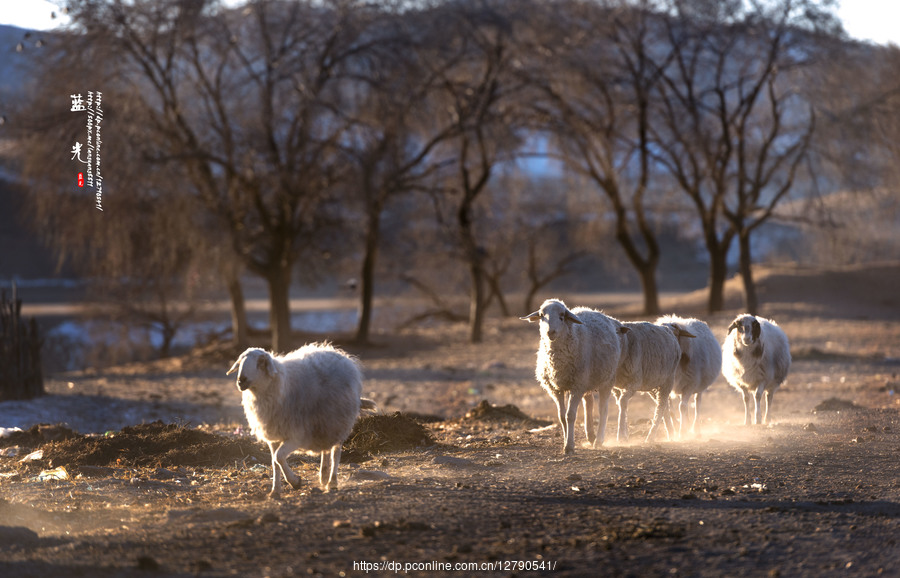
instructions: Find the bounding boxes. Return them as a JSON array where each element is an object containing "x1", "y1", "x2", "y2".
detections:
[
  {"x1": 659, "y1": 322, "x2": 696, "y2": 363},
  {"x1": 520, "y1": 299, "x2": 582, "y2": 342},
  {"x1": 728, "y1": 314, "x2": 761, "y2": 347},
  {"x1": 226, "y1": 348, "x2": 277, "y2": 391}
]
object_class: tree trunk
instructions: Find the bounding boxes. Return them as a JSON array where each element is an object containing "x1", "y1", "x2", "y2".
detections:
[
  {"x1": 459, "y1": 200, "x2": 486, "y2": 344},
  {"x1": 484, "y1": 272, "x2": 510, "y2": 317},
  {"x1": 738, "y1": 231, "x2": 758, "y2": 315},
  {"x1": 614, "y1": 223, "x2": 660, "y2": 316},
  {"x1": 707, "y1": 241, "x2": 729, "y2": 313},
  {"x1": 705, "y1": 227, "x2": 737, "y2": 313},
  {"x1": 468, "y1": 256, "x2": 486, "y2": 343},
  {"x1": 226, "y1": 273, "x2": 248, "y2": 350},
  {"x1": 159, "y1": 325, "x2": 175, "y2": 359},
  {"x1": 266, "y1": 266, "x2": 292, "y2": 354},
  {"x1": 637, "y1": 262, "x2": 661, "y2": 316},
  {"x1": 355, "y1": 211, "x2": 380, "y2": 344}
]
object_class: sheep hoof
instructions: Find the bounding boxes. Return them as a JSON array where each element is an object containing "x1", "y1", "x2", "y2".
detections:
[
  {"x1": 288, "y1": 478, "x2": 303, "y2": 491},
  {"x1": 267, "y1": 491, "x2": 282, "y2": 500},
  {"x1": 563, "y1": 446, "x2": 575, "y2": 455}
]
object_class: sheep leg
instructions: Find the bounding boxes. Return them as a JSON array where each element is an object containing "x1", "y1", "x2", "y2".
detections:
[
  {"x1": 582, "y1": 393, "x2": 596, "y2": 447},
  {"x1": 674, "y1": 394, "x2": 688, "y2": 439},
  {"x1": 646, "y1": 392, "x2": 671, "y2": 443},
  {"x1": 564, "y1": 391, "x2": 579, "y2": 455},
  {"x1": 552, "y1": 391, "x2": 568, "y2": 453},
  {"x1": 269, "y1": 440, "x2": 303, "y2": 497},
  {"x1": 319, "y1": 445, "x2": 341, "y2": 491},
  {"x1": 754, "y1": 384, "x2": 766, "y2": 425},
  {"x1": 661, "y1": 394, "x2": 675, "y2": 442},
  {"x1": 319, "y1": 451, "x2": 330, "y2": 490},
  {"x1": 692, "y1": 392, "x2": 702, "y2": 435},
  {"x1": 594, "y1": 392, "x2": 610, "y2": 449},
  {"x1": 616, "y1": 390, "x2": 632, "y2": 443},
  {"x1": 740, "y1": 388, "x2": 754, "y2": 426},
  {"x1": 329, "y1": 445, "x2": 342, "y2": 490},
  {"x1": 763, "y1": 387, "x2": 775, "y2": 425},
  {"x1": 267, "y1": 442, "x2": 283, "y2": 497}
]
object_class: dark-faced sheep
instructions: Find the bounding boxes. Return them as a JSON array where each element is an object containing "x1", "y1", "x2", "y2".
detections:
[
  {"x1": 521, "y1": 299, "x2": 626, "y2": 454},
  {"x1": 227, "y1": 344, "x2": 376, "y2": 497},
  {"x1": 722, "y1": 314, "x2": 791, "y2": 425}
]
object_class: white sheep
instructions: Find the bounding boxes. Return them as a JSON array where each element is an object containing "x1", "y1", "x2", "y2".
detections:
[
  {"x1": 722, "y1": 314, "x2": 791, "y2": 425},
  {"x1": 521, "y1": 299, "x2": 625, "y2": 454},
  {"x1": 612, "y1": 321, "x2": 691, "y2": 443},
  {"x1": 226, "y1": 343, "x2": 376, "y2": 497},
  {"x1": 656, "y1": 315, "x2": 722, "y2": 438}
]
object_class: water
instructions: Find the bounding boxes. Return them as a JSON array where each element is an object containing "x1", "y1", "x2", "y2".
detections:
[{"x1": 44, "y1": 309, "x2": 358, "y2": 371}]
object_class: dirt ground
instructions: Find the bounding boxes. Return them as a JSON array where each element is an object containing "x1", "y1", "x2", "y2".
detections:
[{"x1": 1, "y1": 264, "x2": 900, "y2": 577}]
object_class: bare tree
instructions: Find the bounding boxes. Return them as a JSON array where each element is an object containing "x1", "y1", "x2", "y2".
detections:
[
  {"x1": 57, "y1": 0, "x2": 377, "y2": 352},
  {"x1": 652, "y1": 0, "x2": 837, "y2": 313},
  {"x1": 426, "y1": 0, "x2": 526, "y2": 343},
  {"x1": 529, "y1": 1, "x2": 675, "y2": 315},
  {"x1": 343, "y1": 6, "x2": 460, "y2": 343},
  {"x1": 12, "y1": 30, "x2": 214, "y2": 359}
]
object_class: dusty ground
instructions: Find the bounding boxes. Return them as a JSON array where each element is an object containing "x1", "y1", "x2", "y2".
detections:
[{"x1": 1, "y1": 265, "x2": 900, "y2": 577}]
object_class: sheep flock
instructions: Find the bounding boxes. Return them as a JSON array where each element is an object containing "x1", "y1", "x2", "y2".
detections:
[
  {"x1": 227, "y1": 302, "x2": 791, "y2": 495},
  {"x1": 521, "y1": 300, "x2": 791, "y2": 455}
]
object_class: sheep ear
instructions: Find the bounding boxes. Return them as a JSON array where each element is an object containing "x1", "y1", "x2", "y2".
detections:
[
  {"x1": 752, "y1": 319, "x2": 761, "y2": 341},
  {"x1": 565, "y1": 310, "x2": 583, "y2": 325},
  {"x1": 226, "y1": 360, "x2": 241, "y2": 376},
  {"x1": 617, "y1": 326, "x2": 630, "y2": 334},
  {"x1": 666, "y1": 324, "x2": 695, "y2": 338},
  {"x1": 226, "y1": 351, "x2": 247, "y2": 375},
  {"x1": 520, "y1": 311, "x2": 541, "y2": 322},
  {"x1": 257, "y1": 352, "x2": 276, "y2": 376},
  {"x1": 677, "y1": 328, "x2": 696, "y2": 339},
  {"x1": 727, "y1": 320, "x2": 740, "y2": 333}
]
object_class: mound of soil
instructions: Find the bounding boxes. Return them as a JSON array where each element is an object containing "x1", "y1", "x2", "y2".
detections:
[
  {"x1": 343, "y1": 413, "x2": 433, "y2": 462},
  {"x1": 40, "y1": 422, "x2": 268, "y2": 469},
  {"x1": 4, "y1": 415, "x2": 441, "y2": 473},
  {"x1": 0, "y1": 424, "x2": 78, "y2": 448},
  {"x1": 814, "y1": 397, "x2": 861, "y2": 412},
  {"x1": 462, "y1": 399, "x2": 552, "y2": 429}
]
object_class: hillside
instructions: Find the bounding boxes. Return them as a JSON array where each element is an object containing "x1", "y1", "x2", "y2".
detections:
[{"x1": 656, "y1": 262, "x2": 900, "y2": 322}]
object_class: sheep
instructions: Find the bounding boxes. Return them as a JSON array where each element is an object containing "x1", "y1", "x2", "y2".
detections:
[
  {"x1": 611, "y1": 321, "x2": 693, "y2": 443},
  {"x1": 656, "y1": 315, "x2": 722, "y2": 438},
  {"x1": 226, "y1": 343, "x2": 377, "y2": 497},
  {"x1": 521, "y1": 299, "x2": 626, "y2": 454},
  {"x1": 722, "y1": 314, "x2": 791, "y2": 426}
]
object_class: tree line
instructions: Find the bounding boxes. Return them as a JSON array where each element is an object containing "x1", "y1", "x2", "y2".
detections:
[{"x1": 11, "y1": 0, "x2": 897, "y2": 353}]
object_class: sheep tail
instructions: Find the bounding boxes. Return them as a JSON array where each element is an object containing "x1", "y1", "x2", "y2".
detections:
[{"x1": 359, "y1": 398, "x2": 378, "y2": 413}]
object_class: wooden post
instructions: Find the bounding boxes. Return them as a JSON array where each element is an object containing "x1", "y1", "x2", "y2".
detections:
[{"x1": 0, "y1": 283, "x2": 44, "y2": 401}]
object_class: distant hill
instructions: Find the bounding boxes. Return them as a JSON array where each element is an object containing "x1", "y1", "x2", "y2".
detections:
[{"x1": 656, "y1": 262, "x2": 900, "y2": 321}]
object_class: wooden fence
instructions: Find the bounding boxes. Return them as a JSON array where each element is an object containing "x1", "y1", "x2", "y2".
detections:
[{"x1": 0, "y1": 283, "x2": 44, "y2": 401}]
